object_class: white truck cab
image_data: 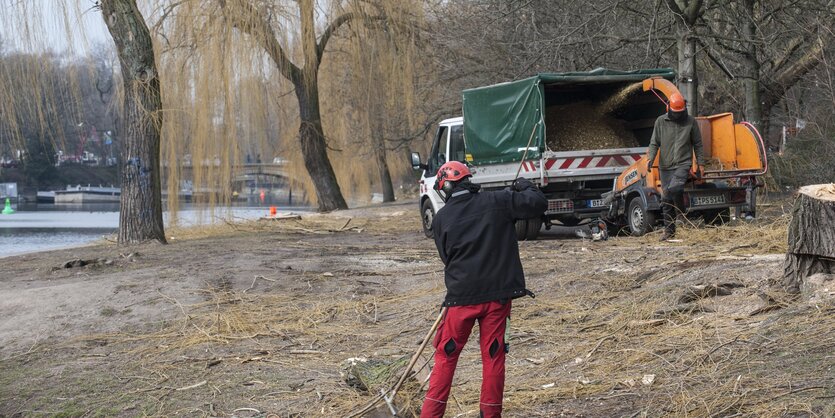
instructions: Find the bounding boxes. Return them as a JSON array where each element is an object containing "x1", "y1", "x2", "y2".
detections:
[{"x1": 411, "y1": 117, "x2": 464, "y2": 238}]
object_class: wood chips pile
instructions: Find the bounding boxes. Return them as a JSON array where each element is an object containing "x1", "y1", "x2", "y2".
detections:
[{"x1": 545, "y1": 101, "x2": 639, "y2": 151}]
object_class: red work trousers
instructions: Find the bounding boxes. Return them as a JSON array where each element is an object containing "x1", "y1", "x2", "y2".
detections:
[{"x1": 421, "y1": 300, "x2": 511, "y2": 418}]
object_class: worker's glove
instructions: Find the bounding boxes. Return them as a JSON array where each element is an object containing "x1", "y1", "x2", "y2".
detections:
[
  {"x1": 690, "y1": 165, "x2": 705, "y2": 179},
  {"x1": 646, "y1": 162, "x2": 653, "y2": 173},
  {"x1": 512, "y1": 178, "x2": 534, "y2": 192}
]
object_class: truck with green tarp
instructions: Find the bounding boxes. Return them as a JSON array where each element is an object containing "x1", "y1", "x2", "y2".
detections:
[{"x1": 411, "y1": 68, "x2": 766, "y2": 240}]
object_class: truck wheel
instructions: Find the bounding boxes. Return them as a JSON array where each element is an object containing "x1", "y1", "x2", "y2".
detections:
[
  {"x1": 515, "y1": 219, "x2": 529, "y2": 241},
  {"x1": 526, "y1": 218, "x2": 542, "y2": 240},
  {"x1": 703, "y1": 209, "x2": 731, "y2": 225},
  {"x1": 421, "y1": 199, "x2": 435, "y2": 239},
  {"x1": 628, "y1": 197, "x2": 656, "y2": 237}
]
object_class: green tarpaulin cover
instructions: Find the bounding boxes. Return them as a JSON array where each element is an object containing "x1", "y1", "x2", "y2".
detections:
[{"x1": 462, "y1": 68, "x2": 675, "y2": 165}]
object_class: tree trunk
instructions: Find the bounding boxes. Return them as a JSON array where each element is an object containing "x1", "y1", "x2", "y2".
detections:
[
  {"x1": 294, "y1": 76, "x2": 348, "y2": 211},
  {"x1": 677, "y1": 32, "x2": 699, "y2": 115},
  {"x1": 101, "y1": 0, "x2": 166, "y2": 245},
  {"x1": 371, "y1": 122, "x2": 396, "y2": 203},
  {"x1": 742, "y1": 60, "x2": 762, "y2": 129},
  {"x1": 782, "y1": 184, "x2": 835, "y2": 293},
  {"x1": 741, "y1": 0, "x2": 762, "y2": 131},
  {"x1": 666, "y1": 0, "x2": 703, "y2": 115},
  {"x1": 368, "y1": 81, "x2": 395, "y2": 203}
]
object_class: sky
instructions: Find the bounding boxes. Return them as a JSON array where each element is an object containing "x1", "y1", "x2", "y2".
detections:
[{"x1": 1, "y1": 0, "x2": 112, "y2": 56}]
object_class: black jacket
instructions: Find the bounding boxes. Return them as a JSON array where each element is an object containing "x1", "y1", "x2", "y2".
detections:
[{"x1": 431, "y1": 179, "x2": 547, "y2": 307}]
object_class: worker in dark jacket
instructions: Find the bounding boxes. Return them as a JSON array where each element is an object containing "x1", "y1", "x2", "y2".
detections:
[
  {"x1": 421, "y1": 161, "x2": 547, "y2": 418},
  {"x1": 647, "y1": 92, "x2": 705, "y2": 241}
]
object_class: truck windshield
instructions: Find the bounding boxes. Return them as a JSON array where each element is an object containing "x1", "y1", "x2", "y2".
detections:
[{"x1": 449, "y1": 125, "x2": 466, "y2": 163}]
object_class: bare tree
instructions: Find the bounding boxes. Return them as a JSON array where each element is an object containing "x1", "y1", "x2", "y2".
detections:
[
  {"x1": 101, "y1": 0, "x2": 166, "y2": 244},
  {"x1": 217, "y1": 0, "x2": 411, "y2": 211},
  {"x1": 702, "y1": 0, "x2": 832, "y2": 134}
]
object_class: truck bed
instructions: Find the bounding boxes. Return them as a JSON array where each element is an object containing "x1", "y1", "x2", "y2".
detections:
[{"x1": 471, "y1": 147, "x2": 647, "y2": 187}]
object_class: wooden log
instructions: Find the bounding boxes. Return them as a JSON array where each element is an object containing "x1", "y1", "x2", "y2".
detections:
[{"x1": 782, "y1": 184, "x2": 835, "y2": 293}]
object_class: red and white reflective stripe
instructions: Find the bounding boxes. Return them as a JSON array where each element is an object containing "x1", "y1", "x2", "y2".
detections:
[
  {"x1": 544, "y1": 154, "x2": 642, "y2": 170},
  {"x1": 519, "y1": 161, "x2": 537, "y2": 172}
]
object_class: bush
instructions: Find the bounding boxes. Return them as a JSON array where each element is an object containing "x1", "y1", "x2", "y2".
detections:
[{"x1": 769, "y1": 136, "x2": 835, "y2": 188}]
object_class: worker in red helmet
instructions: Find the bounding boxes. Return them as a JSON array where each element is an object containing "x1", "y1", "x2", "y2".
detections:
[
  {"x1": 647, "y1": 92, "x2": 705, "y2": 241},
  {"x1": 422, "y1": 161, "x2": 547, "y2": 418}
]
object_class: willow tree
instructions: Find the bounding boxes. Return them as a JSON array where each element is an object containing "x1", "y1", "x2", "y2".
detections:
[
  {"x1": 101, "y1": 0, "x2": 166, "y2": 244},
  {"x1": 344, "y1": 14, "x2": 421, "y2": 203},
  {"x1": 216, "y1": 0, "x2": 416, "y2": 211},
  {"x1": 359, "y1": 43, "x2": 396, "y2": 203}
]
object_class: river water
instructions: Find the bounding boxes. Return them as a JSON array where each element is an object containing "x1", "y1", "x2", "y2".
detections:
[{"x1": 0, "y1": 203, "x2": 309, "y2": 258}]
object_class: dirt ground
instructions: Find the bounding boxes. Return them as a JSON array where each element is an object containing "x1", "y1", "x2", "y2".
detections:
[{"x1": 1, "y1": 198, "x2": 834, "y2": 417}]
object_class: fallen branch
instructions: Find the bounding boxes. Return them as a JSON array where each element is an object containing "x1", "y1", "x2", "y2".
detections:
[
  {"x1": 586, "y1": 335, "x2": 614, "y2": 359},
  {"x1": 175, "y1": 380, "x2": 207, "y2": 391},
  {"x1": 244, "y1": 275, "x2": 277, "y2": 293},
  {"x1": 157, "y1": 290, "x2": 190, "y2": 319},
  {"x1": 773, "y1": 385, "x2": 827, "y2": 399},
  {"x1": 233, "y1": 407, "x2": 261, "y2": 414}
]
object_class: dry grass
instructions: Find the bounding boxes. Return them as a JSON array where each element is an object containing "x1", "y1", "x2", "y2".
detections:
[
  {"x1": 56, "y1": 212, "x2": 835, "y2": 415},
  {"x1": 677, "y1": 215, "x2": 790, "y2": 255},
  {"x1": 68, "y1": 267, "x2": 443, "y2": 415},
  {"x1": 500, "y1": 288, "x2": 832, "y2": 416},
  {"x1": 4, "y1": 203, "x2": 833, "y2": 417}
]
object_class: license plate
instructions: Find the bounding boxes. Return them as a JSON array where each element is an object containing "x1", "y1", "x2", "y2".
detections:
[
  {"x1": 587, "y1": 199, "x2": 605, "y2": 208},
  {"x1": 692, "y1": 194, "x2": 726, "y2": 206}
]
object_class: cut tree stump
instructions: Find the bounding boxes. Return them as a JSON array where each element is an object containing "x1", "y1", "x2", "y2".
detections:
[{"x1": 782, "y1": 184, "x2": 835, "y2": 293}]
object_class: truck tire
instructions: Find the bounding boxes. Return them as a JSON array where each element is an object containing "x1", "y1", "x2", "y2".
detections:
[
  {"x1": 526, "y1": 218, "x2": 542, "y2": 240},
  {"x1": 515, "y1": 219, "x2": 529, "y2": 241},
  {"x1": 628, "y1": 197, "x2": 656, "y2": 237},
  {"x1": 421, "y1": 199, "x2": 435, "y2": 239}
]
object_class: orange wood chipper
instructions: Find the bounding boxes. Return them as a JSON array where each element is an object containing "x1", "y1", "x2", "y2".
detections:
[{"x1": 603, "y1": 77, "x2": 768, "y2": 236}]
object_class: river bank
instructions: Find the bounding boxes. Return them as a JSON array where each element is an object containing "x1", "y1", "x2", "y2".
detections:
[
  {"x1": 0, "y1": 204, "x2": 311, "y2": 258},
  {"x1": 0, "y1": 199, "x2": 833, "y2": 417}
]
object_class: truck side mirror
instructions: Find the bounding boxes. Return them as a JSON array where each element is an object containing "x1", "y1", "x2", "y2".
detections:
[{"x1": 411, "y1": 152, "x2": 428, "y2": 170}]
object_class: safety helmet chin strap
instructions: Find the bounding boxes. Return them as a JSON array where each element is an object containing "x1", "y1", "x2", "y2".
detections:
[
  {"x1": 436, "y1": 179, "x2": 456, "y2": 202},
  {"x1": 437, "y1": 179, "x2": 477, "y2": 203}
]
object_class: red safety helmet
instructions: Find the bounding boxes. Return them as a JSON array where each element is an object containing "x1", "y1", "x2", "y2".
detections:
[
  {"x1": 435, "y1": 161, "x2": 472, "y2": 200},
  {"x1": 668, "y1": 93, "x2": 686, "y2": 112}
]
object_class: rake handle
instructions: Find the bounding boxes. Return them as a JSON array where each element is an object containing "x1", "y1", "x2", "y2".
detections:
[
  {"x1": 390, "y1": 307, "x2": 447, "y2": 396},
  {"x1": 346, "y1": 306, "x2": 447, "y2": 418}
]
